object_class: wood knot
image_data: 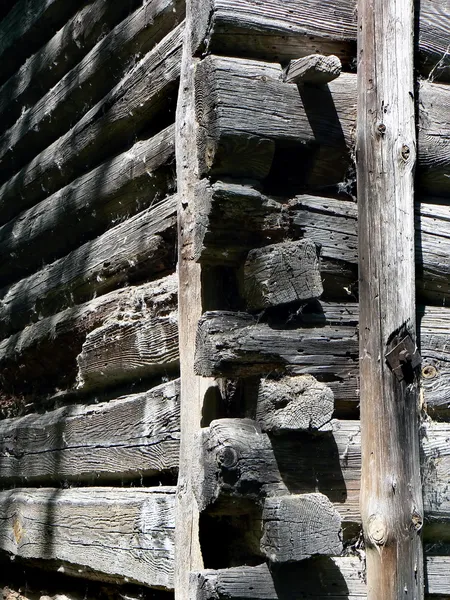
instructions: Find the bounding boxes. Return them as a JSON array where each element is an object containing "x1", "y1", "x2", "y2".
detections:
[
  {"x1": 216, "y1": 446, "x2": 239, "y2": 469},
  {"x1": 367, "y1": 514, "x2": 387, "y2": 546},
  {"x1": 422, "y1": 365, "x2": 437, "y2": 379},
  {"x1": 377, "y1": 123, "x2": 386, "y2": 135},
  {"x1": 401, "y1": 145, "x2": 411, "y2": 161}
]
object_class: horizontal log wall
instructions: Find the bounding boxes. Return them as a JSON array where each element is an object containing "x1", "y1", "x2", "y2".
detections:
[{"x1": 0, "y1": 1, "x2": 184, "y2": 594}]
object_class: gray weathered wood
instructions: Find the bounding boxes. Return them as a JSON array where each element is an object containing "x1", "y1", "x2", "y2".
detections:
[
  {"x1": 357, "y1": 0, "x2": 423, "y2": 595},
  {"x1": 0, "y1": 0, "x2": 142, "y2": 132},
  {"x1": 194, "y1": 57, "x2": 450, "y2": 196},
  {"x1": 193, "y1": 418, "x2": 450, "y2": 530},
  {"x1": 284, "y1": 55, "x2": 342, "y2": 85},
  {"x1": 76, "y1": 314, "x2": 179, "y2": 391},
  {"x1": 0, "y1": 379, "x2": 180, "y2": 483},
  {"x1": 194, "y1": 307, "x2": 450, "y2": 413},
  {"x1": 0, "y1": 0, "x2": 184, "y2": 181},
  {"x1": 0, "y1": 196, "x2": 177, "y2": 340},
  {"x1": 0, "y1": 275, "x2": 178, "y2": 397},
  {"x1": 0, "y1": 487, "x2": 175, "y2": 589},
  {"x1": 240, "y1": 240, "x2": 323, "y2": 309},
  {"x1": 0, "y1": 126, "x2": 176, "y2": 286},
  {"x1": 191, "y1": 0, "x2": 450, "y2": 81},
  {"x1": 261, "y1": 494, "x2": 342, "y2": 562},
  {"x1": 0, "y1": 0, "x2": 80, "y2": 86},
  {"x1": 193, "y1": 418, "x2": 287, "y2": 511},
  {"x1": 193, "y1": 181, "x2": 450, "y2": 304},
  {"x1": 0, "y1": 24, "x2": 183, "y2": 225},
  {"x1": 190, "y1": 556, "x2": 450, "y2": 599},
  {"x1": 256, "y1": 375, "x2": 334, "y2": 433}
]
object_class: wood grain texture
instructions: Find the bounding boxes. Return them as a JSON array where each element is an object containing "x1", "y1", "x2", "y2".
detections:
[
  {"x1": 0, "y1": 274, "x2": 178, "y2": 396},
  {"x1": 256, "y1": 376, "x2": 334, "y2": 433},
  {"x1": 190, "y1": 556, "x2": 450, "y2": 599},
  {"x1": 0, "y1": 0, "x2": 142, "y2": 132},
  {"x1": 193, "y1": 418, "x2": 450, "y2": 531},
  {"x1": 0, "y1": 126, "x2": 176, "y2": 287},
  {"x1": 193, "y1": 181, "x2": 450, "y2": 304},
  {"x1": 194, "y1": 56, "x2": 450, "y2": 196},
  {"x1": 191, "y1": 0, "x2": 450, "y2": 81},
  {"x1": 0, "y1": 24, "x2": 183, "y2": 225},
  {"x1": 284, "y1": 55, "x2": 342, "y2": 85},
  {"x1": 0, "y1": 196, "x2": 177, "y2": 340},
  {"x1": 76, "y1": 314, "x2": 179, "y2": 391},
  {"x1": 0, "y1": 0, "x2": 80, "y2": 86},
  {"x1": 357, "y1": 0, "x2": 423, "y2": 594},
  {"x1": 0, "y1": 379, "x2": 180, "y2": 484},
  {"x1": 194, "y1": 307, "x2": 450, "y2": 413},
  {"x1": 240, "y1": 240, "x2": 323, "y2": 309},
  {"x1": 0, "y1": 0, "x2": 184, "y2": 182},
  {"x1": 0, "y1": 487, "x2": 175, "y2": 589},
  {"x1": 260, "y1": 494, "x2": 342, "y2": 562}
]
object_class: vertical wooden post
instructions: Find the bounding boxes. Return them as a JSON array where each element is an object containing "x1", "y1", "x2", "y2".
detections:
[
  {"x1": 174, "y1": 7, "x2": 213, "y2": 599},
  {"x1": 357, "y1": 0, "x2": 424, "y2": 597}
]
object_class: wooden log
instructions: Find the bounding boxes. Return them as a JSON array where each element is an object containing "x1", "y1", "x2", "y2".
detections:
[
  {"x1": 193, "y1": 418, "x2": 450, "y2": 531},
  {"x1": 193, "y1": 418, "x2": 288, "y2": 511},
  {"x1": 0, "y1": 0, "x2": 80, "y2": 86},
  {"x1": 256, "y1": 375, "x2": 334, "y2": 433},
  {"x1": 284, "y1": 55, "x2": 342, "y2": 85},
  {"x1": 0, "y1": 126, "x2": 176, "y2": 287},
  {"x1": 239, "y1": 240, "x2": 323, "y2": 309},
  {"x1": 0, "y1": 0, "x2": 184, "y2": 182},
  {"x1": 190, "y1": 0, "x2": 450, "y2": 82},
  {"x1": 194, "y1": 56, "x2": 450, "y2": 196},
  {"x1": 0, "y1": 379, "x2": 180, "y2": 484},
  {"x1": 0, "y1": 0, "x2": 143, "y2": 132},
  {"x1": 195, "y1": 311, "x2": 359, "y2": 380},
  {"x1": 193, "y1": 181, "x2": 450, "y2": 304},
  {"x1": 357, "y1": 0, "x2": 423, "y2": 594},
  {"x1": 0, "y1": 24, "x2": 183, "y2": 225},
  {"x1": 260, "y1": 494, "x2": 342, "y2": 563},
  {"x1": 0, "y1": 197, "x2": 177, "y2": 340},
  {"x1": 194, "y1": 307, "x2": 450, "y2": 414},
  {"x1": 190, "y1": 556, "x2": 450, "y2": 599},
  {"x1": 0, "y1": 487, "x2": 175, "y2": 589},
  {"x1": 76, "y1": 315, "x2": 179, "y2": 391},
  {"x1": 0, "y1": 274, "x2": 178, "y2": 397}
]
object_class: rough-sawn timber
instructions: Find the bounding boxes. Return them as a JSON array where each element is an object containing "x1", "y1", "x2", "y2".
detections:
[
  {"x1": 0, "y1": 379, "x2": 180, "y2": 484},
  {"x1": 0, "y1": 125, "x2": 176, "y2": 287},
  {"x1": 0, "y1": 195, "x2": 177, "y2": 340},
  {"x1": 0, "y1": 24, "x2": 183, "y2": 225},
  {"x1": 195, "y1": 56, "x2": 450, "y2": 197},
  {"x1": 0, "y1": 487, "x2": 175, "y2": 589}
]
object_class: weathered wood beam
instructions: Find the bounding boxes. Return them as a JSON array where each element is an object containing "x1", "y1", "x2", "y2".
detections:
[
  {"x1": 0, "y1": 275, "x2": 178, "y2": 397},
  {"x1": 284, "y1": 55, "x2": 342, "y2": 85},
  {"x1": 261, "y1": 494, "x2": 342, "y2": 562},
  {"x1": 190, "y1": 556, "x2": 450, "y2": 599},
  {"x1": 193, "y1": 418, "x2": 450, "y2": 532},
  {"x1": 193, "y1": 181, "x2": 450, "y2": 304},
  {"x1": 0, "y1": 24, "x2": 183, "y2": 225},
  {"x1": 0, "y1": 197, "x2": 177, "y2": 340},
  {"x1": 0, "y1": 487, "x2": 175, "y2": 589},
  {"x1": 194, "y1": 57, "x2": 450, "y2": 196},
  {"x1": 0, "y1": 125, "x2": 176, "y2": 287},
  {"x1": 0, "y1": 0, "x2": 80, "y2": 86},
  {"x1": 0, "y1": 379, "x2": 180, "y2": 484},
  {"x1": 256, "y1": 375, "x2": 334, "y2": 433},
  {"x1": 0, "y1": 0, "x2": 184, "y2": 182},
  {"x1": 0, "y1": 0, "x2": 143, "y2": 132},
  {"x1": 194, "y1": 307, "x2": 450, "y2": 414},
  {"x1": 357, "y1": 0, "x2": 423, "y2": 594},
  {"x1": 191, "y1": 0, "x2": 450, "y2": 82},
  {"x1": 77, "y1": 314, "x2": 179, "y2": 392},
  {"x1": 239, "y1": 240, "x2": 323, "y2": 309}
]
